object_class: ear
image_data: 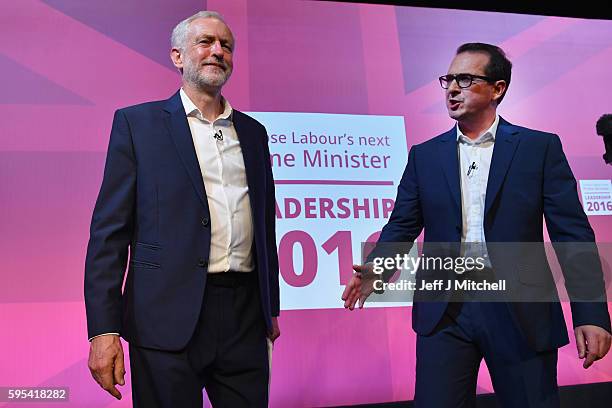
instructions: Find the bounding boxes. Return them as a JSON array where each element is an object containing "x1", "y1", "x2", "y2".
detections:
[
  {"x1": 170, "y1": 47, "x2": 184, "y2": 72},
  {"x1": 492, "y1": 80, "x2": 507, "y2": 103}
]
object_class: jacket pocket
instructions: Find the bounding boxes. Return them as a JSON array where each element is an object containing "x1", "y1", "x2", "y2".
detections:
[
  {"x1": 130, "y1": 241, "x2": 161, "y2": 267},
  {"x1": 130, "y1": 259, "x2": 160, "y2": 269}
]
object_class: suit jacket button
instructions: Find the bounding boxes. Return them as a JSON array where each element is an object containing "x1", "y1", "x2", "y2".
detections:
[
  {"x1": 201, "y1": 217, "x2": 210, "y2": 227},
  {"x1": 198, "y1": 258, "x2": 207, "y2": 267},
  {"x1": 456, "y1": 225, "x2": 461, "y2": 232}
]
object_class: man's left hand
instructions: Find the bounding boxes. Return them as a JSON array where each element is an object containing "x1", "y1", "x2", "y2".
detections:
[
  {"x1": 268, "y1": 317, "x2": 280, "y2": 343},
  {"x1": 574, "y1": 325, "x2": 612, "y2": 369}
]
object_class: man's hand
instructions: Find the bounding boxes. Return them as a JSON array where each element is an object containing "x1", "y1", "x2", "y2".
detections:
[
  {"x1": 268, "y1": 317, "x2": 280, "y2": 343},
  {"x1": 575, "y1": 325, "x2": 612, "y2": 369},
  {"x1": 88, "y1": 334, "x2": 125, "y2": 400},
  {"x1": 341, "y1": 264, "x2": 378, "y2": 310}
]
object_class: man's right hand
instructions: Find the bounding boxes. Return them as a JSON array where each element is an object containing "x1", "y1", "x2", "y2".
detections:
[
  {"x1": 341, "y1": 264, "x2": 379, "y2": 310},
  {"x1": 88, "y1": 334, "x2": 125, "y2": 400}
]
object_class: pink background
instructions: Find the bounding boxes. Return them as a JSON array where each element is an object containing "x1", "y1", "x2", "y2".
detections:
[{"x1": 1, "y1": 0, "x2": 612, "y2": 406}]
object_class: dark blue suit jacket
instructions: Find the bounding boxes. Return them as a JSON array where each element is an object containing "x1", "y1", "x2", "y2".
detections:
[
  {"x1": 376, "y1": 117, "x2": 610, "y2": 351},
  {"x1": 85, "y1": 91, "x2": 279, "y2": 351}
]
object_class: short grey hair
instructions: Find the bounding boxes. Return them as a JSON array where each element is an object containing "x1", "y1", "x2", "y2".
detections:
[{"x1": 170, "y1": 11, "x2": 230, "y2": 51}]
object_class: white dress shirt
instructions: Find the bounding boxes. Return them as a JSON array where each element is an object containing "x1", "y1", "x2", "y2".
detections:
[
  {"x1": 457, "y1": 115, "x2": 499, "y2": 263},
  {"x1": 180, "y1": 89, "x2": 254, "y2": 273}
]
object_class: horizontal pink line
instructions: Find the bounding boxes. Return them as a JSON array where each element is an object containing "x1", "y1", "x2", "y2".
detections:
[{"x1": 274, "y1": 179, "x2": 393, "y2": 186}]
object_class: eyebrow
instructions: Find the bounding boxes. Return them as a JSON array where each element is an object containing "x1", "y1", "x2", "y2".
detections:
[
  {"x1": 445, "y1": 73, "x2": 486, "y2": 76},
  {"x1": 194, "y1": 34, "x2": 233, "y2": 45}
]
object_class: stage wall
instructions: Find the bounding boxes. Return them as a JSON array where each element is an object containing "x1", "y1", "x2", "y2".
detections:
[{"x1": 1, "y1": 0, "x2": 612, "y2": 406}]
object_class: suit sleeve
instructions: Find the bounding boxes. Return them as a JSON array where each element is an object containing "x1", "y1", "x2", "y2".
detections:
[
  {"x1": 543, "y1": 134, "x2": 611, "y2": 332},
  {"x1": 367, "y1": 146, "x2": 424, "y2": 281},
  {"x1": 262, "y1": 128, "x2": 280, "y2": 317},
  {"x1": 84, "y1": 109, "x2": 136, "y2": 339}
]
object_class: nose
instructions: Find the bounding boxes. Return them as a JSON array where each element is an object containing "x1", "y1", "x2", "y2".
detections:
[
  {"x1": 210, "y1": 40, "x2": 224, "y2": 58},
  {"x1": 446, "y1": 78, "x2": 461, "y2": 96}
]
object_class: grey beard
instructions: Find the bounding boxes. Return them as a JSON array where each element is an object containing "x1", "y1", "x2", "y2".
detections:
[{"x1": 184, "y1": 66, "x2": 231, "y2": 90}]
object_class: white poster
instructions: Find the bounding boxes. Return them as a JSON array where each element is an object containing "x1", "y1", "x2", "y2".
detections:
[
  {"x1": 247, "y1": 112, "x2": 408, "y2": 310},
  {"x1": 579, "y1": 179, "x2": 612, "y2": 216}
]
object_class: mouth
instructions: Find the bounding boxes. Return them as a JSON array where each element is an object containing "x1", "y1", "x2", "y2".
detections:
[
  {"x1": 448, "y1": 100, "x2": 462, "y2": 110},
  {"x1": 202, "y1": 63, "x2": 226, "y2": 71}
]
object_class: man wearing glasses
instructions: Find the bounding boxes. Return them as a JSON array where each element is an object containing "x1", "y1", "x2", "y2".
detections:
[{"x1": 343, "y1": 43, "x2": 611, "y2": 406}]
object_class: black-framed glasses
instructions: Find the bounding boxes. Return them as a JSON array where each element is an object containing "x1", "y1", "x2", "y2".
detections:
[{"x1": 439, "y1": 73, "x2": 494, "y2": 89}]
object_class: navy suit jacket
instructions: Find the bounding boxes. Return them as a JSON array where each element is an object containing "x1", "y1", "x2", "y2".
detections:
[
  {"x1": 85, "y1": 91, "x2": 279, "y2": 351},
  {"x1": 376, "y1": 117, "x2": 610, "y2": 351}
]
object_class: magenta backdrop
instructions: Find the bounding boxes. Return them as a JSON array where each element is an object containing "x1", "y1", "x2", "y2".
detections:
[{"x1": 1, "y1": 1, "x2": 612, "y2": 407}]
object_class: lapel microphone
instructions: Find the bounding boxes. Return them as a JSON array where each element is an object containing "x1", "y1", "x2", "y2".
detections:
[
  {"x1": 467, "y1": 161, "x2": 478, "y2": 177},
  {"x1": 213, "y1": 129, "x2": 223, "y2": 142}
]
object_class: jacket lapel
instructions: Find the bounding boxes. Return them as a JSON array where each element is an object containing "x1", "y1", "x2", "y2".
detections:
[
  {"x1": 163, "y1": 91, "x2": 210, "y2": 211},
  {"x1": 233, "y1": 110, "x2": 262, "y2": 206},
  {"x1": 439, "y1": 127, "x2": 462, "y2": 212},
  {"x1": 484, "y1": 117, "x2": 520, "y2": 215}
]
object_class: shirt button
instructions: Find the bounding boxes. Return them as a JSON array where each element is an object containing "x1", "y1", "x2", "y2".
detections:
[{"x1": 201, "y1": 217, "x2": 210, "y2": 227}]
